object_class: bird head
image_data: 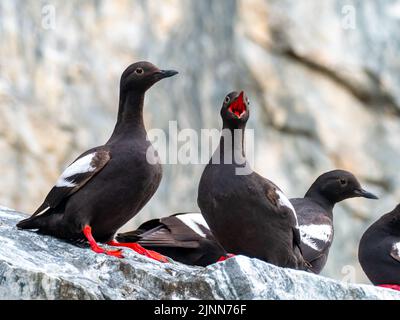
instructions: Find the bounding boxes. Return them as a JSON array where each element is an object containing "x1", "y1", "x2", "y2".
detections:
[
  {"x1": 120, "y1": 61, "x2": 178, "y2": 93},
  {"x1": 308, "y1": 170, "x2": 378, "y2": 204},
  {"x1": 220, "y1": 91, "x2": 250, "y2": 128}
]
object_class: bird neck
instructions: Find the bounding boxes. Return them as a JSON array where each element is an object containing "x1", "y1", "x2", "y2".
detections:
[
  {"x1": 108, "y1": 90, "x2": 147, "y2": 142},
  {"x1": 214, "y1": 124, "x2": 246, "y2": 166},
  {"x1": 304, "y1": 188, "x2": 335, "y2": 215}
]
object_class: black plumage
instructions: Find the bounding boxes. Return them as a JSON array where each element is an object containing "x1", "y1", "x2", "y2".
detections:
[
  {"x1": 115, "y1": 169, "x2": 377, "y2": 271},
  {"x1": 292, "y1": 170, "x2": 378, "y2": 273},
  {"x1": 117, "y1": 213, "x2": 227, "y2": 266},
  {"x1": 17, "y1": 62, "x2": 178, "y2": 260},
  {"x1": 358, "y1": 204, "x2": 400, "y2": 288},
  {"x1": 197, "y1": 91, "x2": 306, "y2": 270}
]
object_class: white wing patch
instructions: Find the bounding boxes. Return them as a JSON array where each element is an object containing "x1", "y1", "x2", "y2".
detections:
[
  {"x1": 392, "y1": 242, "x2": 400, "y2": 257},
  {"x1": 176, "y1": 213, "x2": 209, "y2": 238},
  {"x1": 55, "y1": 153, "x2": 97, "y2": 188},
  {"x1": 299, "y1": 224, "x2": 332, "y2": 251},
  {"x1": 276, "y1": 190, "x2": 298, "y2": 227}
]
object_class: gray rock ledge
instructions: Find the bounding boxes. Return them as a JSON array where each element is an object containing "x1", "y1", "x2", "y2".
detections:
[{"x1": 0, "y1": 206, "x2": 398, "y2": 300}]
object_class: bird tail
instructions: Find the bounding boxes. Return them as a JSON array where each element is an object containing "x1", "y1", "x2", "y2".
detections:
[
  {"x1": 116, "y1": 230, "x2": 141, "y2": 243},
  {"x1": 17, "y1": 202, "x2": 54, "y2": 229},
  {"x1": 17, "y1": 215, "x2": 45, "y2": 230},
  {"x1": 117, "y1": 218, "x2": 162, "y2": 243}
]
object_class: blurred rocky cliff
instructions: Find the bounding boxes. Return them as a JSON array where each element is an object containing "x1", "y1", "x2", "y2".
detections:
[{"x1": 1, "y1": 0, "x2": 400, "y2": 283}]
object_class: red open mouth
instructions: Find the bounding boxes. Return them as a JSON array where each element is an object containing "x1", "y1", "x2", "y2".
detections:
[{"x1": 228, "y1": 91, "x2": 247, "y2": 118}]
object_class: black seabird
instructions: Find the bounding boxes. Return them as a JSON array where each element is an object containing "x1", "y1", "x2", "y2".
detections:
[
  {"x1": 197, "y1": 91, "x2": 306, "y2": 269},
  {"x1": 116, "y1": 212, "x2": 229, "y2": 267},
  {"x1": 119, "y1": 171, "x2": 377, "y2": 268},
  {"x1": 17, "y1": 61, "x2": 178, "y2": 261},
  {"x1": 358, "y1": 204, "x2": 400, "y2": 291},
  {"x1": 292, "y1": 170, "x2": 378, "y2": 273}
]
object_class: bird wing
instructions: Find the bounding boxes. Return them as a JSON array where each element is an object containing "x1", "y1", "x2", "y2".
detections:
[
  {"x1": 264, "y1": 180, "x2": 302, "y2": 249},
  {"x1": 293, "y1": 199, "x2": 334, "y2": 267},
  {"x1": 170, "y1": 213, "x2": 214, "y2": 240},
  {"x1": 32, "y1": 148, "x2": 111, "y2": 217},
  {"x1": 128, "y1": 214, "x2": 211, "y2": 249},
  {"x1": 390, "y1": 242, "x2": 400, "y2": 263}
]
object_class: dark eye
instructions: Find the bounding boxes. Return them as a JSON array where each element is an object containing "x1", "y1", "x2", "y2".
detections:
[
  {"x1": 340, "y1": 179, "x2": 347, "y2": 186},
  {"x1": 246, "y1": 97, "x2": 250, "y2": 104},
  {"x1": 224, "y1": 96, "x2": 230, "y2": 104},
  {"x1": 135, "y1": 68, "x2": 144, "y2": 75}
]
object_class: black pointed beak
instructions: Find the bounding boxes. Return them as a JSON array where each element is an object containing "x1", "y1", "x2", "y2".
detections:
[
  {"x1": 156, "y1": 69, "x2": 179, "y2": 79},
  {"x1": 354, "y1": 188, "x2": 379, "y2": 199}
]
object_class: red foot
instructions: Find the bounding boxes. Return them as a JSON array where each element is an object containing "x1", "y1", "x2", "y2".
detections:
[
  {"x1": 378, "y1": 284, "x2": 400, "y2": 291},
  {"x1": 106, "y1": 240, "x2": 169, "y2": 263},
  {"x1": 83, "y1": 226, "x2": 124, "y2": 258},
  {"x1": 217, "y1": 253, "x2": 236, "y2": 262}
]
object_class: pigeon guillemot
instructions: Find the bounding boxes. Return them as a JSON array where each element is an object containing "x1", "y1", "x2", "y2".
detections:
[
  {"x1": 17, "y1": 61, "x2": 178, "y2": 261},
  {"x1": 292, "y1": 170, "x2": 378, "y2": 273},
  {"x1": 358, "y1": 204, "x2": 400, "y2": 291},
  {"x1": 117, "y1": 171, "x2": 377, "y2": 269},
  {"x1": 116, "y1": 212, "x2": 229, "y2": 266},
  {"x1": 197, "y1": 91, "x2": 306, "y2": 269}
]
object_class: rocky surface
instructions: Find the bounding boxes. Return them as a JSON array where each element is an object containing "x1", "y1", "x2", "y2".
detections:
[
  {"x1": 0, "y1": 0, "x2": 400, "y2": 282},
  {"x1": 1, "y1": 207, "x2": 399, "y2": 300}
]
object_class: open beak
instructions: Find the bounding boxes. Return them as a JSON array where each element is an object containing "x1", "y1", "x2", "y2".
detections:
[
  {"x1": 156, "y1": 69, "x2": 179, "y2": 79},
  {"x1": 354, "y1": 188, "x2": 379, "y2": 199},
  {"x1": 229, "y1": 91, "x2": 247, "y2": 118}
]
